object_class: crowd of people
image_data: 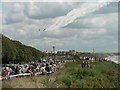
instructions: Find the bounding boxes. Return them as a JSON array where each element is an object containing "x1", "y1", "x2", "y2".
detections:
[
  {"x1": 0, "y1": 60, "x2": 65, "y2": 80},
  {"x1": 80, "y1": 56, "x2": 107, "y2": 62},
  {"x1": 0, "y1": 56, "x2": 114, "y2": 80},
  {"x1": 80, "y1": 56, "x2": 113, "y2": 68},
  {"x1": 81, "y1": 60, "x2": 91, "y2": 68}
]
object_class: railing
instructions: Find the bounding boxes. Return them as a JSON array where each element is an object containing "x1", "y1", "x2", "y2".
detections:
[
  {"x1": 0, "y1": 73, "x2": 31, "y2": 80},
  {"x1": 0, "y1": 71, "x2": 54, "y2": 81}
]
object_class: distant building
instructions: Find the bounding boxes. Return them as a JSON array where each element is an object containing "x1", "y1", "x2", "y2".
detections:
[
  {"x1": 44, "y1": 51, "x2": 52, "y2": 54},
  {"x1": 44, "y1": 50, "x2": 59, "y2": 54},
  {"x1": 69, "y1": 50, "x2": 77, "y2": 55},
  {"x1": 45, "y1": 49, "x2": 80, "y2": 55},
  {"x1": 57, "y1": 51, "x2": 68, "y2": 55}
]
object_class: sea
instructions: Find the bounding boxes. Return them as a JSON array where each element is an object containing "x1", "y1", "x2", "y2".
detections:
[{"x1": 105, "y1": 55, "x2": 120, "y2": 64}]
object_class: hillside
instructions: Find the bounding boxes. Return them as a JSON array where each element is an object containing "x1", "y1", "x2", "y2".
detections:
[
  {"x1": 2, "y1": 60, "x2": 119, "y2": 88},
  {"x1": 2, "y1": 34, "x2": 44, "y2": 64}
]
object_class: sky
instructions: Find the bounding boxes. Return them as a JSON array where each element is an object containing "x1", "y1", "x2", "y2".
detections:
[{"x1": 0, "y1": 0, "x2": 119, "y2": 52}]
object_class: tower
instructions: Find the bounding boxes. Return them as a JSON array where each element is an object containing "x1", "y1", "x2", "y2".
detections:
[
  {"x1": 53, "y1": 46, "x2": 55, "y2": 54},
  {"x1": 53, "y1": 46, "x2": 55, "y2": 61}
]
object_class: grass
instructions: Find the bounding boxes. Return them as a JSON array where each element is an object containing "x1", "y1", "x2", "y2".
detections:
[{"x1": 2, "y1": 60, "x2": 119, "y2": 88}]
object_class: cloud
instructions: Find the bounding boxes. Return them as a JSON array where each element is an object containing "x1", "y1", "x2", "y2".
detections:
[
  {"x1": 3, "y1": 3, "x2": 26, "y2": 24},
  {"x1": 1, "y1": 0, "x2": 119, "y2": 2},
  {"x1": 63, "y1": 13, "x2": 118, "y2": 29},
  {"x1": 24, "y1": 2, "x2": 80, "y2": 19},
  {"x1": 46, "y1": 2, "x2": 110, "y2": 31},
  {"x1": 94, "y1": 2, "x2": 118, "y2": 14},
  {"x1": 1, "y1": 2, "x2": 118, "y2": 52}
]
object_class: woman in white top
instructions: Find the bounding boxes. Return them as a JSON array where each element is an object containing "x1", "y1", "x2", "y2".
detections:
[{"x1": 40, "y1": 64, "x2": 46, "y2": 75}]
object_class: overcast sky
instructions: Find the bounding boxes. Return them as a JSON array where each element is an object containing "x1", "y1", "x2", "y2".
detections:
[{"x1": 0, "y1": 0, "x2": 118, "y2": 52}]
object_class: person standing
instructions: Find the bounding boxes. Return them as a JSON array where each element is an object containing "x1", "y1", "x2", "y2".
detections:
[
  {"x1": 41, "y1": 64, "x2": 46, "y2": 75},
  {"x1": 87, "y1": 61, "x2": 91, "y2": 68},
  {"x1": 81, "y1": 60, "x2": 85, "y2": 68},
  {"x1": 5, "y1": 67, "x2": 10, "y2": 79}
]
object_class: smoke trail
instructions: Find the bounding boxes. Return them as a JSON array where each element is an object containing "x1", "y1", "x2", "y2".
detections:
[{"x1": 47, "y1": 0, "x2": 118, "y2": 31}]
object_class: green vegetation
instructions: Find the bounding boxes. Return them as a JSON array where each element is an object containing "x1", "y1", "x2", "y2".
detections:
[
  {"x1": 2, "y1": 34, "x2": 44, "y2": 64},
  {"x1": 50, "y1": 61, "x2": 118, "y2": 88},
  {"x1": 2, "y1": 60, "x2": 119, "y2": 88}
]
